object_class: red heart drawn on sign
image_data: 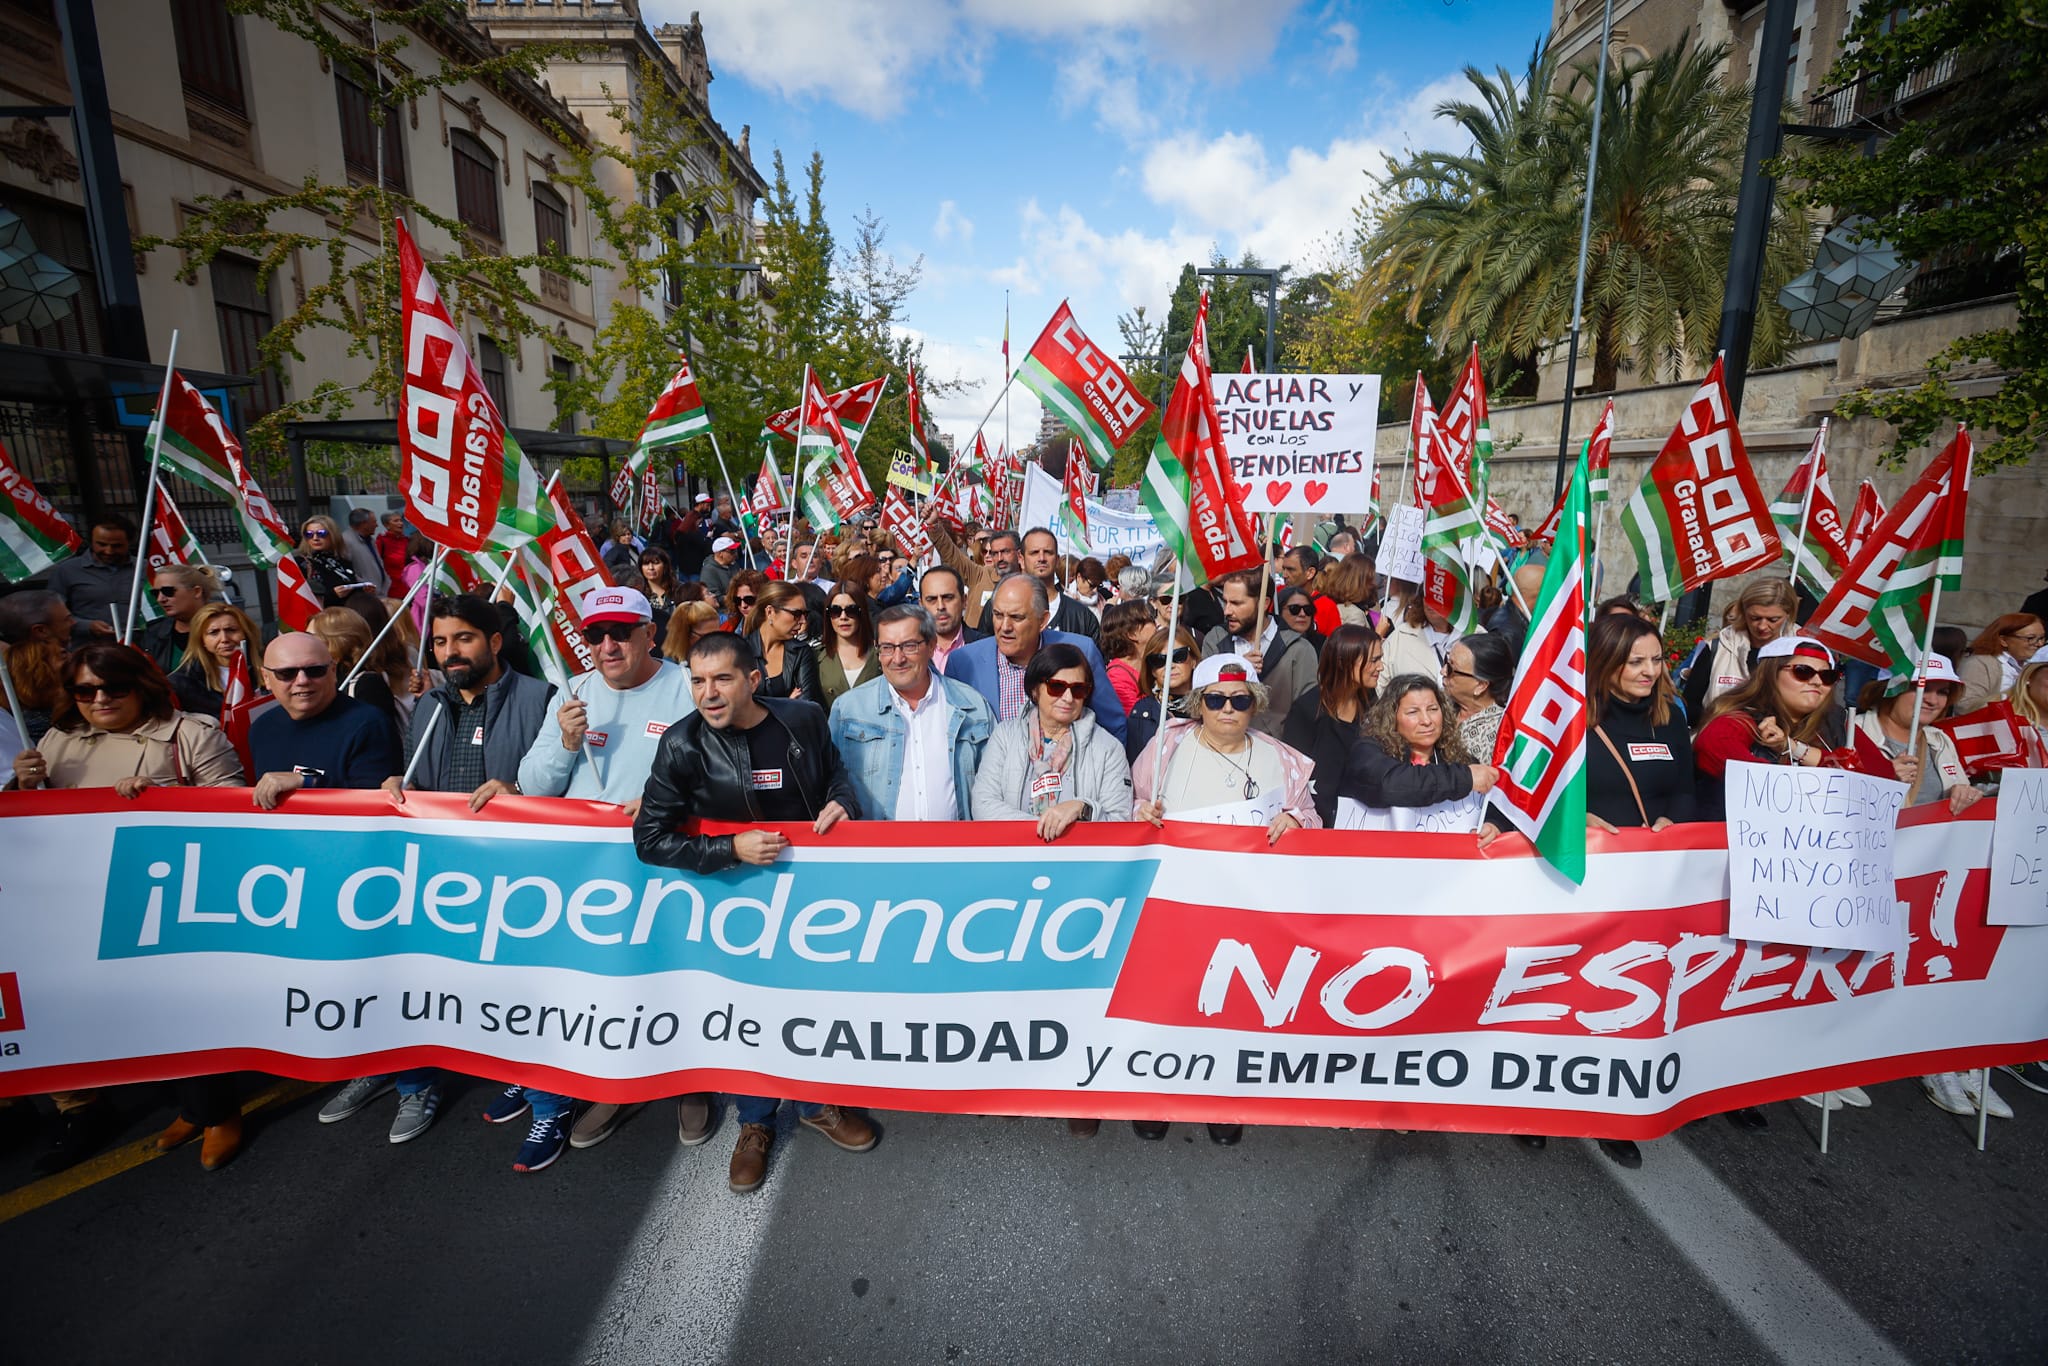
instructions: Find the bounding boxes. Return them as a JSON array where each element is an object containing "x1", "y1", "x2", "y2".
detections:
[
  {"x1": 1265, "y1": 480, "x2": 1293, "y2": 505},
  {"x1": 1304, "y1": 480, "x2": 1330, "y2": 505},
  {"x1": 1232, "y1": 480, "x2": 1254, "y2": 504}
]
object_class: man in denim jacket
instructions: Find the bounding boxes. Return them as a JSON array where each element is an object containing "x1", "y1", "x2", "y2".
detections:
[{"x1": 829, "y1": 604, "x2": 994, "y2": 820}]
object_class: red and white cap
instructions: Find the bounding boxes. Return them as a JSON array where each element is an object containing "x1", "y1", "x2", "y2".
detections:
[
  {"x1": 712, "y1": 535, "x2": 739, "y2": 553},
  {"x1": 1756, "y1": 636, "x2": 1835, "y2": 668},
  {"x1": 1193, "y1": 653, "x2": 1259, "y2": 690},
  {"x1": 693, "y1": 491, "x2": 713, "y2": 506},
  {"x1": 579, "y1": 585, "x2": 652, "y2": 625}
]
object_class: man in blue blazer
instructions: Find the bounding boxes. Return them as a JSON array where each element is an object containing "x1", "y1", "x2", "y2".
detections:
[{"x1": 941, "y1": 574, "x2": 1127, "y2": 742}]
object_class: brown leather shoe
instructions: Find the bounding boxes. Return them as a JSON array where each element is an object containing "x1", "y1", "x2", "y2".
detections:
[
  {"x1": 1066, "y1": 1118, "x2": 1100, "y2": 1137},
  {"x1": 676, "y1": 1093, "x2": 716, "y2": 1147},
  {"x1": 729, "y1": 1122, "x2": 773, "y2": 1193},
  {"x1": 799, "y1": 1104, "x2": 877, "y2": 1152},
  {"x1": 156, "y1": 1117, "x2": 202, "y2": 1152},
  {"x1": 199, "y1": 1117, "x2": 243, "y2": 1171}
]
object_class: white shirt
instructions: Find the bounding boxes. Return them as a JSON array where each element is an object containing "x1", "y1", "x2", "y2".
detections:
[
  {"x1": 1227, "y1": 617, "x2": 1280, "y2": 657},
  {"x1": 889, "y1": 673, "x2": 958, "y2": 821}
]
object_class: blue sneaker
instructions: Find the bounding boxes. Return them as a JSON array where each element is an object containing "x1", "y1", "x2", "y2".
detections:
[
  {"x1": 481, "y1": 1085, "x2": 531, "y2": 1125},
  {"x1": 512, "y1": 1112, "x2": 568, "y2": 1173}
]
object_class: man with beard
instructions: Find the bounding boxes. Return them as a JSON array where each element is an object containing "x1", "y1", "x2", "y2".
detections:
[
  {"x1": 0, "y1": 590, "x2": 75, "y2": 741},
  {"x1": 44, "y1": 516, "x2": 135, "y2": 637}
]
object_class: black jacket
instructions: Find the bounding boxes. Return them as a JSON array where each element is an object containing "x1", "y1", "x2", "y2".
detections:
[
  {"x1": 1050, "y1": 593, "x2": 1099, "y2": 641},
  {"x1": 634, "y1": 696, "x2": 862, "y2": 874},
  {"x1": 140, "y1": 615, "x2": 188, "y2": 675},
  {"x1": 1586, "y1": 694, "x2": 1697, "y2": 827},
  {"x1": 1338, "y1": 739, "x2": 1475, "y2": 811},
  {"x1": 407, "y1": 665, "x2": 555, "y2": 795},
  {"x1": 1281, "y1": 686, "x2": 1364, "y2": 827},
  {"x1": 746, "y1": 630, "x2": 821, "y2": 703}
]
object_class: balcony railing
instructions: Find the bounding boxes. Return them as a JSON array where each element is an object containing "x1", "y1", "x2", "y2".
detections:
[{"x1": 1807, "y1": 48, "x2": 1958, "y2": 129}]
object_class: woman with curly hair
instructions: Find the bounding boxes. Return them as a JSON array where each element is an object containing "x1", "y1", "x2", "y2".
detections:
[
  {"x1": 721, "y1": 568, "x2": 768, "y2": 633},
  {"x1": 1335, "y1": 672, "x2": 1499, "y2": 833}
]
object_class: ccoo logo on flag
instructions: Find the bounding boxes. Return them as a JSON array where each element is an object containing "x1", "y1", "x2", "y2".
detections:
[{"x1": 0, "y1": 971, "x2": 25, "y2": 1031}]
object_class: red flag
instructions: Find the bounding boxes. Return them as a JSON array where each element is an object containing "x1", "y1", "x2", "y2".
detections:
[
  {"x1": 1845, "y1": 479, "x2": 1886, "y2": 558},
  {"x1": 217, "y1": 651, "x2": 276, "y2": 777},
  {"x1": 534, "y1": 480, "x2": 615, "y2": 639},
  {"x1": 1531, "y1": 485, "x2": 1567, "y2": 546},
  {"x1": 793, "y1": 365, "x2": 875, "y2": 529},
  {"x1": 608, "y1": 462, "x2": 636, "y2": 519},
  {"x1": 1483, "y1": 498, "x2": 1526, "y2": 549},
  {"x1": 1158, "y1": 290, "x2": 1263, "y2": 583},
  {"x1": 1062, "y1": 439, "x2": 1092, "y2": 546},
  {"x1": 1240, "y1": 346, "x2": 1256, "y2": 375},
  {"x1": 1769, "y1": 424, "x2": 1851, "y2": 593},
  {"x1": 764, "y1": 375, "x2": 888, "y2": 444},
  {"x1": 146, "y1": 489, "x2": 203, "y2": 573},
  {"x1": 880, "y1": 488, "x2": 932, "y2": 562},
  {"x1": 752, "y1": 451, "x2": 787, "y2": 517},
  {"x1": 394, "y1": 218, "x2": 508, "y2": 554},
  {"x1": 274, "y1": 555, "x2": 323, "y2": 632},
  {"x1": 640, "y1": 469, "x2": 660, "y2": 533},
  {"x1": 1933, "y1": 701, "x2": 2028, "y2": 775},
  {"x1": 1438, "y1": 343, "x2": 1488, "y2": 486}
]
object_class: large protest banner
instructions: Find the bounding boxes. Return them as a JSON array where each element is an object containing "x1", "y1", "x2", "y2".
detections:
[
  {"x1": 1208, "y1": 374, "x2": 1380, "y2": 513},
  {"x1": 1, "y1": 791, "x2": 2041, "y2": 1141},
  {"x1": 1017, "y1": 463, "x2": 1165, "y2": 563}
]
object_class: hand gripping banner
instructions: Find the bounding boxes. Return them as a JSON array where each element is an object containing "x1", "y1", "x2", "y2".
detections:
[{"x1": 1, "y1": 792, "x2": 2041, "y2": 1141}]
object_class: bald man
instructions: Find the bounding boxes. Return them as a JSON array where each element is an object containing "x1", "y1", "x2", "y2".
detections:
[{"x1": 248, "y1": 632, "x2": 401, "y2": 809}]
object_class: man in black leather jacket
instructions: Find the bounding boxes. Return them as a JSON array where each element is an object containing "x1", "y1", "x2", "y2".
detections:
[{"x1": 633, "y1": 631, "x2": 878, "y2": 1192}]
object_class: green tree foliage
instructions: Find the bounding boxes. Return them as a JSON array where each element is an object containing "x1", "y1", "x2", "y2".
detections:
[
  {"x1": 1775, "y1": 0, "x2": 2045, "y2": 470},
  {"x1": 1360, "y1": 37, "x2": 1809, "y2": 393},
  {"x1": 139, "y1": 0, "x2": 594, "y2": 476}
]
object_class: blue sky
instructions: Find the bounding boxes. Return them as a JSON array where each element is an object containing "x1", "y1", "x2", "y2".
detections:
[{"x1": 648, "y1": 0, "x2": 1554, "y2": 445}]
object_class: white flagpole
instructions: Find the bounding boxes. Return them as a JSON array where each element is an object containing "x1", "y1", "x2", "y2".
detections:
[
  {"x1": 0, "y1": 641, "x2": 31, "y2": 741},
  {"x1": 340, "y1": 563, "x2": 439, "y2": 690},
  {"x1": 1003, "y1": 290, "x2": 1011, "y2": 469},
  {"x1": 398, "y1": 697, "x2": 444, "y2": 789},
  {"x1": 124, "y1": 329, "x2": 181, "y2": 644},
  {"x1": 1904, "y1": 426, "x2": 1968, "y2": 761},
  {"x1": 705, "y1": 429, "x2": 758, "y2": 570},
  {"x1": 415, "y1": 546, "x2": 444, "y2": 674}
]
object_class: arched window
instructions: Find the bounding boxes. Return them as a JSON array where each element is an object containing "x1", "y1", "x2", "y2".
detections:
[{"x1": 654, "y1": 172, "x2": 684, "y2": 308}]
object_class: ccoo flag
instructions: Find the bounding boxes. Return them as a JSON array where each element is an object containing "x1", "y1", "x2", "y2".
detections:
[
  {"x1": 1491, "y1": 447, "x2": 1591, "y2": 883},
  {"x1": 1767, "y1": 421, "x2": 1851, "y2": 597},
  {"x1": 1017, "y1": 300, "x2": 1156, "y2": 471},
  {"x1": 0, "y1": 437, "x2": 81, "y2": 582},
  {"x1": 1140, "y1": 289, "x2": 1261, "y2": 584}
]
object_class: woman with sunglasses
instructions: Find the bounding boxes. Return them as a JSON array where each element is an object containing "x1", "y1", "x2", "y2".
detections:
[
  {"x1": 294, "y1": 515, "x2": 371, "y2": 608},
  {"x1": 1282, "y1": 625, "x2": 1384, "y2": 826},
  {"x1": 744, "y1": 580, "x2": 821, "y2": 702},
  {"x1": 1443, "y1": 632, "x2": 1515, "y2": 761},
  {"x1": 139, "y1": 563, "x2": 224, "y2": 674},
  {"x1": 1125, "y1": 622, "x2": 1200, "y2": 762},
  {"x1": 1335, "y1": 674, "x2": 1499, "y2": 834},
  {"x1": 1275, "y1": 585, "x2": 1325, "y2": 655},
  {"x1": 721, "y1": 569, "x2": 768, "y2": 633},
  {"x1": 8, "y1": 643, "x2": 246, "y2": 1172},
  {"x1": 1958, "y1": 613, "x2": 2047, "y2": 713},
  {"x1": 817, "y1": 584, "x2": 881, "y2": 711},
  {"x1": 1694, "y1": 637, "x2": 1891, "y2": 821},
  {"x1": 1133, "y1": 653, "x2": 1319, "y2": 845},
  {"x1": 1852, "y1": 655, "x2": 1981, "y2": 814},
  {"x1": 1098, "y1": 600, "x2": 1154, "y2": 714},
  {"x1": 971, "y1": 642, "x2": 1133, "y2": 840},
  {"x1": 170, "y1": 602, "x2": 263, "y2": 716}
]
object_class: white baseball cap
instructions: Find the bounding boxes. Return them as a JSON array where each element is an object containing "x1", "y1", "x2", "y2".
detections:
[
  {"x1": 693, "y1": 491, "x2": 712, "y2": 505},
  {"x1": 1193, "y1": 652, "x2": 1259, "y2": 690},
  {"x1": 712, "y1": 535, "x2": 739, "y2": 553},
  {"x1": 1756, "y1": 636, "x2": 1836, "y2": 667},
  {"x1": 579, "y1": 584, "x2": 652, "y2": 625}
]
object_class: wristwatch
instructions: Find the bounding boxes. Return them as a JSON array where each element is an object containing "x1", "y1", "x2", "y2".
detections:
[{"x1": 1077, "y1": 801, "x2": 1094, "y2": 821}]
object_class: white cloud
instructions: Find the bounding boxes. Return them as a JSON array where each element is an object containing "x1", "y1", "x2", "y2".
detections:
[
  {"x1": 899, "y1": 325, "x2": 1047, "y2": 456},
  {"x1": 1324, "y1": 19, "x2": 1358, "y2": 74},
  {"x1": 932, "y1": 200, "x2": 974, "y2": 244}
]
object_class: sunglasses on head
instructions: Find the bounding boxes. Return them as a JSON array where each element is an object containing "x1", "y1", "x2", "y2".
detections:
[
  {"x1": 69, "y1": 681, "x2": 133, "y2": 700},
  {"x1": 269, "y1": 664, "x2": 330, "y2": 682},
  {"x1": 1202, "y1": 691, "x2": 1256, "y2": 712},
  {"x1": 1785, "y1": 663, "x2": 1841, "y2": 686},
  {"x1": 583, "y1": 622, "x2": 642, "y2": 644},
  {"x1": 1040, "y1": 678, "x2": 1092, "y2": 701},
  {"x1": 1145, "y1": 647, "x2": 1192, "y2": 667},
  {"x1": 828, "y1": 603, "x2": 861, "y2": 618}
]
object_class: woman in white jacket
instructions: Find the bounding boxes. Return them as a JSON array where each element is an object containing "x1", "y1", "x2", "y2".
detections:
[
  {"x1": 1851, "y1": 655, "x2": 1983, "y2": 814},
  {"x1": 970, "y1": 642, "x2": 1134, "y2": 842}
]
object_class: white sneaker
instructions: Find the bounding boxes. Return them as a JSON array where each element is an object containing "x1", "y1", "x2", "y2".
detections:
[
  {"x1": 1921, "y1": 1072, "x2": 1974, "y2": 1116},
  {"x1": 1959, "y1": 1072, "x2": 2014, "y2": 1120}
]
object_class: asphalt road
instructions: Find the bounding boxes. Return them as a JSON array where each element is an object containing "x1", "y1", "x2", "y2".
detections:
[{"x1": 0, "y1": 1073, "x2": 2042, "y2": 1365}]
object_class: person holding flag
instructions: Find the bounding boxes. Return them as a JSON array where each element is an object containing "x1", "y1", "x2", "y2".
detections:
[
  {"x1": 1851, "y1": 656, "x2": 1981, "y2": 813},
  {"x1": 168, "y1": 601, "x2": 261, "y2": 718}
]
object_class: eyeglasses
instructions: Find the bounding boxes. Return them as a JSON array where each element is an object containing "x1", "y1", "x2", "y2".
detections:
[
  {"x1": 582, "y1": 622, "x2": 643, "y2": 644},
  {"x1": 875, "y1": 640, "x2": 928, "y2": 657},
  {"x1": 828, "y1": 603, "x2": 861, "y2": 618},
  {"x1": 69, "y1": 681, "x2": 134, "y2": 700},
  {"x1": 1442, "y1": 665, "x2": 1476, "y2": 680},
  {"x1": 2007, "y1": 631, "x2": 2048, "y2": 646},
  {"x1": 1040, "y1": 678, "x2": 1092, "y2": 700},
  {"x1": 1201, "y1": 692, "x2": 1256, "y2": 712},
  {"x1": 1785, "y1": 663, "x2": 1841, "y2": 685},
  {"x1": 1145, "y1": 647, "x2": 1192, "y2": 667},
  {"x1": 303, "y1": 528, "x2": 330, "y2": 540},
  {"x1": 268, "y1": 665, "x2": 331, "y2": 682},
  {"x1": 735, "y1": 595, "x2": 757, "y2": 609}
]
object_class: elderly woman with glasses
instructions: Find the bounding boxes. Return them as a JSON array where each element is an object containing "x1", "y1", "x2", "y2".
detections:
[
  {"x1": 1959, "y1": 613, "x2": 2047, "y2": 713},
  {"x1": 295, "y1": 515, "x2": 372, "y2": 608},
  {"x1": 1132, "y1": 653, "x2": 1319, "y2": 845},
  {"x1": 971, "y1": 642, "x2": 1133, "y2": 842}
]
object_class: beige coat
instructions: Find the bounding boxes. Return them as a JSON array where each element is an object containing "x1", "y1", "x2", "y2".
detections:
[
  {"x1": 1957, "y1": 651, "x2": 2014, "y2": 715},
  {"x1": 27, "y1": 713, "x2": 244, "y2": 790},
  {"x1": 1378, "y1": 619, "x2": 1443, "y2": 691}
]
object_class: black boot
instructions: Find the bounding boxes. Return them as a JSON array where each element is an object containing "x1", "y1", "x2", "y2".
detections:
[
  {"x1": 1131, "y1": 1120, "x2": 1168, "y2": 1140},
  {"x1": 34, "y1": 1100, "x2": 121, "y2": 1174},
  {"x1": 1724, "y1": 1107, "x2": 1768, "y2": 1132},
  {"x1": 1598, "y1": 1138, "x2": 1643, "y2": 1169},
  {"x1": 1206, "y1": 1124, "x2": 1243, "y2": 1146},
  {"x1": 1512, "y1": 1134, "x2": 1547, "y2": 1151}
]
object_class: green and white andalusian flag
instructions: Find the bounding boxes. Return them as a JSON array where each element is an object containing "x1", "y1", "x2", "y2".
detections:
[
  {"x1": 1411, "y1": 380, "x2": 1480, "y2": 634},
  {"x1": 1139, "y1": 449, "x2": 1197, "y2": 571},
  {"x1": 0, "y1": 436, "x2": 81, "y2": 582},
  {"x1": 1490, "y1": 447, "x2": 1590, "y2": 883}
]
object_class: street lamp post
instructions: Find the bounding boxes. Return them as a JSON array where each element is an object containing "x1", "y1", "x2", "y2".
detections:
[{"x1": 1196, "y1": 267, "x2": 1286, "y2": 373}]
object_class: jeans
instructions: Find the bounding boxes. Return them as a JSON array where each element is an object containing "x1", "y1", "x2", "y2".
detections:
[
  {"x1": 526, "y1": 1090, "x2": 574, "y2": 1123},
  {"x1": 733, "y1": 1094, "x2": 823, "y2": 1126},
  {"x1": 395, "y1": 1068, "x2": 438, "y2": 1097}
]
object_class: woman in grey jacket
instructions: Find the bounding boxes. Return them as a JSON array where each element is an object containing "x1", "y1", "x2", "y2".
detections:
[{"x1": 971, "y1": 643, "x2": 1134, "y2": 842}]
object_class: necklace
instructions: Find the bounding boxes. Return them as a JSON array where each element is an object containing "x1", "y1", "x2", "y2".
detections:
[{"x1": 1198, "y1": 731, "x2": 1259, "y2": 801}]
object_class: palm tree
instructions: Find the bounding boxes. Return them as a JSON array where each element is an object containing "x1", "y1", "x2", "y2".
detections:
[{"x1": 1359, "y1": 36, "x2": 1810, "y2": 393}]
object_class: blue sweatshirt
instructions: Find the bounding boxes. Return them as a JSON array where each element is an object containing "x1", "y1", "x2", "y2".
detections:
[
  {"x1": 517, "y1": 658, "x2": 696, "y2": 803},
  {"x1": 248, "y1": 693, "x2": 401, "y2": 790}
]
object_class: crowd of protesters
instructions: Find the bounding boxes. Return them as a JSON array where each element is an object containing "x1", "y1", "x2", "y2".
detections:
[{"x1": 3, "y1": 494, "x2": 2045, "y2": 1188}]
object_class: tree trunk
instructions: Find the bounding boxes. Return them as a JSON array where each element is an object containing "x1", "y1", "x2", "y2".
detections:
[{"x1": 1589, "y1": 313, "x2": 1619, "y2": 394}]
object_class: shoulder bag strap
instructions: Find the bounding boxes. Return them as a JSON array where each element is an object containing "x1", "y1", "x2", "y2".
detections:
[{"x1": 1591, "y1": 724, "x2": 1650, "y2": 827}]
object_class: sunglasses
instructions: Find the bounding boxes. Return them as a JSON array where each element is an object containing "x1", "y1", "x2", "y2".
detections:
[
  {"x1": 153, "y1": 584, "x2": 181, "y2": 598},
  {"x1": 1202, "y1": 692, "x2": 1256, "y2": 712},
  {"x1": 1040, "y1": 678, "x2": 1092, "y2": 700},
  {"x1": 1785, "y1": 663, "x2": 1841, "y2": 686},
  {"x1": 303, "y1": 528, "x2": 330, "y2": 540},
  {"x1": 828, "y1": 603, "x2": 861, "y2": 618},
  {"x1": 767, "y1": 602, "x2": 805, "y2": 617},
  {"x1": 583, "y1": 622, "x2": 643, "y2": 644},
  {"x1": 269, "y1": 664, "x2": 331, "y2": 682},
  {"x1": 69, "y1": 681, "x2": 134, "y2": 700},
  {"x1": 1145, "y1": 647, "x2": 1192, "y2": 667},
  {"x1": 735, "y1": 595, "x2": 757, "y2": 608},
  {"x1": 1282, "y1": 603, "x2": 1314, "y2": 616}
]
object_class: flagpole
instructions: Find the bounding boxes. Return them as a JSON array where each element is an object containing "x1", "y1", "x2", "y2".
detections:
[
  {"x1": 124, "y1": 329, "x2": 181, "y2": 644},
  {"x1": 1904, "y1": 425, "x2": 1968, "y2": 759},
  {"x1": 340, "y1": 562, "x2": 439, "y2": 691},
  {"x1": 703, "y1": 431, "x2": 757, "y2": 570},
  {"x1": 398, "y1": 699, "x2": 444, "y2": 789},
  {"x1": 1552, "y1": 0, "x2": 1617, "y2": 502},
  {"x1": 1157, "y1": 572, "x2": 1185, "y2": 725},
  {"x1": 1003, "y1": 290, "x2": 1011, "y2": 470},
  {"x1": 1437, "y1": 434, "x2": 1535, "y2": 620},
  {"x1": 1250, "y1": 513, "x2": 1279, "y2": 647},
  {"x1": 415, "y1": 546, "x2": 444, "y2": 674},
  {"x1": 0, "y1": 641, "x2": 31, "y2": 742}
]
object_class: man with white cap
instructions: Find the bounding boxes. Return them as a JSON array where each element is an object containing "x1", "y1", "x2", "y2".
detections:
[
  {"x1": 702, "y1": 533, "x2": 743, "y2": 604},
  {"x1": 507, "y1": 584, "x2": 697, "y2": 1164}
]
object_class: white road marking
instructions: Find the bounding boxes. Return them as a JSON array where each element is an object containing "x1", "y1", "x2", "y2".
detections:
[{"x1": 1591, "y1": 1138, "x2": 1911, "y2": 1366}]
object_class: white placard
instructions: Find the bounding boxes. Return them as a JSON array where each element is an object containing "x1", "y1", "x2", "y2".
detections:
[
  {"x1": 1988, "y1": 768, "x2": 2048, "y2": 926},
  {"x1": 1210, "y1": 373, "x2": 1381, "y2": 513},
  {"x1": 1379, "y1": 503, "x2": 1426, "y2": 583},
  {"x1": 1017, "y1": 462, "x2": 1165, "y2": 563},
  {"x1": 1725, "y1": 760, "x2": 1909, "y2": 952}
]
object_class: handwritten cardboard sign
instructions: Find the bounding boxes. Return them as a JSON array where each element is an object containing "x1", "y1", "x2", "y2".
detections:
[
  {"x1": 1209, "y1": 373, "x2": 1381, "y2": 513},
  {"x1": 1379, "y1": 503, "x2": 1426, "y2": 584},
  {"x1": 1988, "y1": 768, "x2": 2048, "y2": 926},
  {"x1": 1725, "y1": 760, "x2": 1908, "y2": 952}
]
